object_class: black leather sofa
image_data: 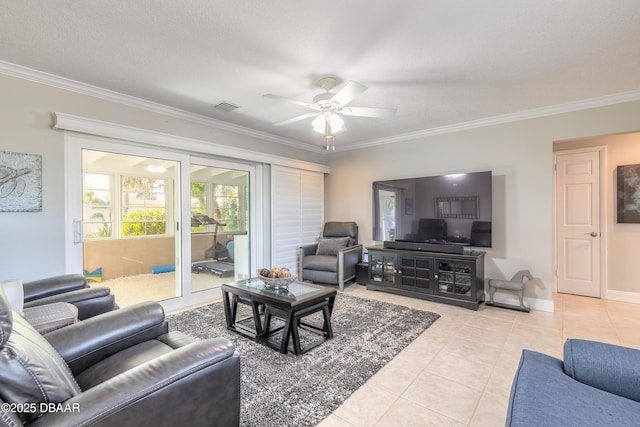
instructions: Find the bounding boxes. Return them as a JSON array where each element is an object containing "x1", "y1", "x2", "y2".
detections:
[
  {"x1": 0, "y1": 284, "x2": 241, "y2": 427},
  {"x1": 22, "y1": 273, "x2": 116, "y2": 320}
]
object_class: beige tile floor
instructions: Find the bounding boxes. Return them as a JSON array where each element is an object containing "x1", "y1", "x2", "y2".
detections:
[
  {"x1": 317, "y1": 285, "x2": 640, "y2": 427},
  {"x1": 97, "y1": 276, "x2": 640, "y2": 426}
]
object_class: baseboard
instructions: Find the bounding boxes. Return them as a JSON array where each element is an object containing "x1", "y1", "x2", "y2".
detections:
[
  {"x1": 486, "y1": 292, "x2": 554, "y2": 313},
  {"x1": 605, "y1": 290, "x2": 640, "y2": 304}
]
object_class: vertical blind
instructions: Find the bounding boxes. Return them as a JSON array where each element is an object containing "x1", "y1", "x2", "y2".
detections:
[{"x1": 271, "y1": 166, "x2": 324, "y2": 275}]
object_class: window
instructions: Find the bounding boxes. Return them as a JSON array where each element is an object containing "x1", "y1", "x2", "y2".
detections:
[
  {"x1": 190, "y1": 182, "x2": 207, "y2": 232},
  {"x1": 214, "y1": 184, "x2": 241, "y2": 231},
  {"x1": 83, "y1": 172, "x2": 170, "y2": 239},
  {"x1": 121, "y1": 176, "x2": 168, "y2": 236},
  {"x1": 190, "y1": 182, "x2": 246, "y2": 233},
  {"x1": 83, "y1": 173, "x2": 113, "y2": 238}
]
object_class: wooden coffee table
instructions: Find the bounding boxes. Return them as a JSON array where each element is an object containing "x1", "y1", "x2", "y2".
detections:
[{"x1": 221, "y1": 278, "x2": 336, "y2": 355}]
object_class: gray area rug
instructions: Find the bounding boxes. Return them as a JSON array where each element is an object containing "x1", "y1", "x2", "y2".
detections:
[{"x1": 168, "y1": 293, "x2": 440, "y2": 427}]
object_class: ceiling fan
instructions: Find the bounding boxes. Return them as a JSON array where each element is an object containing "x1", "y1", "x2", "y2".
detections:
[{"x1": 265, "y1": 77, "x2": 396, "y2": 149}]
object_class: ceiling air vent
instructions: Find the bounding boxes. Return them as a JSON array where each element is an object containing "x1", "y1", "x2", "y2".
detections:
[{"x1": 212, "y1": 101, "x2": 240, "y2": 112}]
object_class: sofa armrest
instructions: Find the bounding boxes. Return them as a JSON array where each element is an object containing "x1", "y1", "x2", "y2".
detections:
[
  {"x1": 299, "y1": 243, "x2": 318, "y2": 258},
  {"x1": 507, "y1": 349, "x2": 640, "y2": 426},
  {"x1": 45, "y1": 302, "x2": 168, "y2": 375},
  {"x1": 337, "y1": 244, "x2": 363, "y2": 287},
  {"x1": 339, "y1": 244, "x2": 363, "y2": 269},
  {"x1": 22, "y1": 273, "x2": 88, "y2": 302},
  {"x1": 23, "y1": 287, "x2": 115, "y2": 320},
  {"x1": 339, "y1": 243, "x2": 363, "y2": 256},
  {"x1": 28, "y1": 338, "x2": 241, "y2": 427},
  {"x1": 564, "y1": 339, "x2": 640, "y2": 402},
  {"x1": 298, "y1": 243, "x2": 318, "y2": 282}
]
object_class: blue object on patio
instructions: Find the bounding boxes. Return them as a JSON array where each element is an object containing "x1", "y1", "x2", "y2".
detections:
[{"x1": 151, "y1": 265, "x2": 175, "y2": 274}]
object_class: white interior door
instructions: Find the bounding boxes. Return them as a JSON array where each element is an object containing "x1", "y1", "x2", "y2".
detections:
[{"x1": 556, "y1": 150, "x2": 601, "y2": 297}]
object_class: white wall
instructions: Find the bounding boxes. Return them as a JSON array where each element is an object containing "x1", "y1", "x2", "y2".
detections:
[
  {"x1": 325, "y1": 101, "x2": 640, "y2": 307},
  {"x1": 2, "y1": 67, "x2": 640, "y2": 304},
  {"x1": 0, "y1": 73, "x2": 328, "y2": 281},
  {"x1": 555, "y1": 132, "x2": 640, "y2": 297}
]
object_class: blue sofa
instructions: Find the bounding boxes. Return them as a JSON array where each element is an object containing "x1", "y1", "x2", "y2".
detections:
[{"x1": 506, "y1": 339, "x2": 640, "y2": 426}]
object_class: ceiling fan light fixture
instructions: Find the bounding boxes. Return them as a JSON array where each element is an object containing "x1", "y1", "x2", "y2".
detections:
[
  {"x1": 324, "y1": 134, "x2": 335, "y2": 151},
  {"x1": 266, "y1": 77, "x2": 393, "y2": 151},
  {"x1": 312, "y1": 112, "x2": 344, "y2": 134},
  {"x1": 323, "y1": 122, "x2": 336, "y2": 151},
  {"x1": 329, "y1": 114, "x2": 344, "y2": 133},
  {"x1": 312, "y1": 114, "x2": 326, "y2": 133}
]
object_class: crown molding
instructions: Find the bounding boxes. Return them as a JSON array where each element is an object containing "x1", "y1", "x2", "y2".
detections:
[
  {"x1": 337, "y1": 89, "x2": 640, "y2": 152},
  {"x1": 3, "y1": 60, "x2": 639, "y2": 155},
  {"x1": 0, "y1": 60, "x2": 327, "y2": 153}
]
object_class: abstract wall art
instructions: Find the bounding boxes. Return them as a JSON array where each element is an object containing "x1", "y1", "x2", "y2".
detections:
[
  {"x1": 617, "y1": 164, "x2": 640, "y2": 223},
  {"x1": 0, "y1": 150, "x2": 42, "y2": 212}
]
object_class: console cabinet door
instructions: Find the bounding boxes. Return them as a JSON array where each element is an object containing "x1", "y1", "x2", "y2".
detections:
[
  {"x1": 400, "y1": 256, "x2": 433, "y2": 293},
  {"x1": 434, "y1": 258, "x2": 475, "y2": 300},
  {"x1": 369, "y1": 251, "x2": 398, "y2": 287}
]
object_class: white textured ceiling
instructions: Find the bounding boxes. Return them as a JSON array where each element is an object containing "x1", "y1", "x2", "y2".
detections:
[{"x1": 1, "y1": 1, "x2": 639, "y2": 152}]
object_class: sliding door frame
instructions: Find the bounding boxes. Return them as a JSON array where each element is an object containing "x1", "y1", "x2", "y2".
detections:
[
  {"x1": 64, "y1": 133, "x2": 264, "y2": 312},
  {"x1": 58, "y1": 112, "x2": 328, "y2": 311},
  {"x1": 188, "y1": 155, "x2": 262, "y2": 285}
]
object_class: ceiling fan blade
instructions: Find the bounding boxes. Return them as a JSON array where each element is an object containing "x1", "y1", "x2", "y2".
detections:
[
  {"x1": 340, "y1": 106, "x2": 396, "y2": 118},
  {"x1": 330, "y1": 81, "x2": 368, "y2": 107},
  {"x1": 273, "y1": 112, "x2": 319, "y2": 126},
  {"x1": 264, "y1": 94, "x2": 319, "y2": 110}
]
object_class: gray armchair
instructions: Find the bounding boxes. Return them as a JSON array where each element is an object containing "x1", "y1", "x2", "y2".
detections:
[
  {"x1": 299, "y1": 221, "x2": 363, "y2": 291},
  {"x1": 0, "y1": 284, "x2": 240, "y2": 427}
]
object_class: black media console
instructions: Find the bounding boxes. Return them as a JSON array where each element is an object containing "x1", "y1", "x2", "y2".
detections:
[{"x1": 366, "y1": 244, "x2": 485, "y2": 310}]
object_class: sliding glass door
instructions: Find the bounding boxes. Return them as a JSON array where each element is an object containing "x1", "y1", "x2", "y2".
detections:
[
  {"x1": 82, "y1": 149, "x2": 183, "y2": 307},
  {"x1": 65, "y1": 135, "x2": 257, "y2": 312},
  {"x1": 190, "y1": 160, "x2": 251, "y2": 292}
]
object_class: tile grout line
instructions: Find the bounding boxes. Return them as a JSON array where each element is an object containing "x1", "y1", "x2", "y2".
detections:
[{"x1": 461, "y1": 308, "x2": 516, "y2": 426}]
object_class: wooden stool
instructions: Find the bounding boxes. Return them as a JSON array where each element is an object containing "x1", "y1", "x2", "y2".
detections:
[
  {"x1": 263, "y1": 299, "x2": 333, "y2": 355},
  {"x1": 231, "y1": 294, "x2": 265, "y2": 336}
]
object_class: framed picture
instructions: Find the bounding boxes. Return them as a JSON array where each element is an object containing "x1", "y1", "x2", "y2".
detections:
[
  {"x1": 0, "y1": 150, "x2": 42, "y2": 212},
  {"x1": 405, "y1": 198, "x2": 414, "y2": 215},
  {"x1": 617, "y1": 164, "x2": 640, "y2": 223},
  {"x1": 434, "y1": 196, "x2": 479, "y2": 219}
]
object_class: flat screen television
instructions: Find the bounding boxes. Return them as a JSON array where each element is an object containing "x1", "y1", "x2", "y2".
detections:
[{"x1": 372, "y1": 171, "x2": 492, "y2": 247}]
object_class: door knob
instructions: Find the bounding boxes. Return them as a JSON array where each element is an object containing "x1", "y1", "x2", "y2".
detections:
[{"x1": 586, "y1": 231, "x2": 598, "y2": 237}]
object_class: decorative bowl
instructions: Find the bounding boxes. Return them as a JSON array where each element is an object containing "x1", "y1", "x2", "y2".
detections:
[{"x1": 256, "y1": 270, "x2": 297, "y2": 289}]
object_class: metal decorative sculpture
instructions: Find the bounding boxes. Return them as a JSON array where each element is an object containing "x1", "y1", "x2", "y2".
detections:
[{"x1": 487, "y1": 270, "x2": 532, "y2": 312}]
